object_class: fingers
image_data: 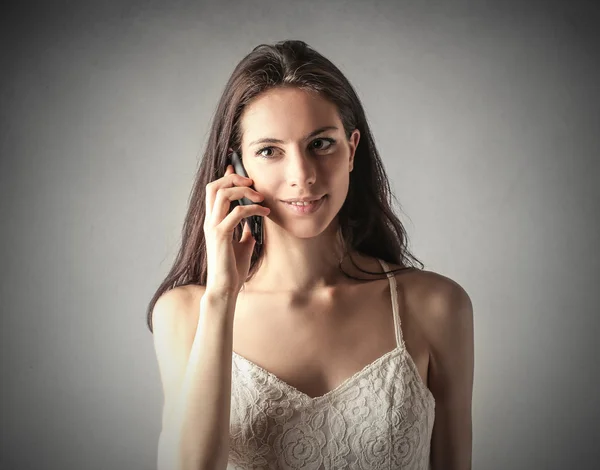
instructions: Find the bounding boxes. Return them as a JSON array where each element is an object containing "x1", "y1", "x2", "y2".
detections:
[
  {"x1": 205, "y1": 165, "x2": 268, "y2": 231},
  {"x1": 219, "y1": 204, "x2": 270, "y2": 235},
  {"x1": 210, "y1": 185, "x2": 266, "y2": 227},
  {"x1": 205, "y1": 165, "x2": 250, "y2": 219}
]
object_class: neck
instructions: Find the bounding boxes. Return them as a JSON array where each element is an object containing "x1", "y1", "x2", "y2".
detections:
[{"x1": 242, "y1": 224, "x2": 350, "y2": 295}]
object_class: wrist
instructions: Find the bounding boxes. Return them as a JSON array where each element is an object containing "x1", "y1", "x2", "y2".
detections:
[{"x1": 202, "y1": 288, "x2": 239, "y2": 306}]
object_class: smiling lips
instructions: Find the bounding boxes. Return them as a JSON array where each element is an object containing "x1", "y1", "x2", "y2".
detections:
[{"x1": 281, "y1": 195, "x2": 326, "y2": 214}]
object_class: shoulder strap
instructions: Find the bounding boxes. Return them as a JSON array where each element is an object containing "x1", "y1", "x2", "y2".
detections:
[{"x1": 377, "y1": 258, "x2": 404, "y2": 349}]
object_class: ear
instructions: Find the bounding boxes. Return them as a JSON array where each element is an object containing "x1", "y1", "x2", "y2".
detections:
[{"x1": 348, "y1": 129, "x2": 360, "y2": 172}]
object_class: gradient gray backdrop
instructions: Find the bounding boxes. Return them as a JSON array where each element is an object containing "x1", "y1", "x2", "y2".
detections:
[{"x1": 1, "y1": 0, "x2": 599, "y2": 469}]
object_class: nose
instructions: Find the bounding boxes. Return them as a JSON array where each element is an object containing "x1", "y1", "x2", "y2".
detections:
[{"x1": 285, "y1": 146, "x2": 316, "y2": 188}]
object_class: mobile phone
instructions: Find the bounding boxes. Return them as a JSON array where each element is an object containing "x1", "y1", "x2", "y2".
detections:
[{"x1": 229, "y1": 150, "x2": 264, "y2": 245}]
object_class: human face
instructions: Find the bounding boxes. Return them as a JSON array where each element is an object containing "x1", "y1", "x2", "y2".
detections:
[{"x1": 239, "y1": 87, "x2": 360, "y2": 239}]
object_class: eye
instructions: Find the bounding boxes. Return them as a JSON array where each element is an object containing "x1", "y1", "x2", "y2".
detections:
[
  {"x1": 256, "y1": 147, "x2": 275, "y2": 158},
  {"x1": 255, "y1": 138, "x2": 336, "y2": 159},
  {"x1": 310, "y1": 138, "x2": 336, "y2": 151}
]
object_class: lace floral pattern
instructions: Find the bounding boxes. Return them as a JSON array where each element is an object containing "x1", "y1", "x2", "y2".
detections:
[
  {"x1": 227, "y1": 346, "x2": 435, "y2": 470},
  {"x1": 227, "y1": 259, "x2": 435, "y2": 470}
]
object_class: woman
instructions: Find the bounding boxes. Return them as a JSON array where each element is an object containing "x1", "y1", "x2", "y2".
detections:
[{"x1": 148, "y1": 40, "x2": 474, "y2": 470}]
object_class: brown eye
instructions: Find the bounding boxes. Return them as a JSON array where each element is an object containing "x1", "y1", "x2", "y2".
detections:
[
  {"x1": 256, "y1": 147, "x2": 276, "y2": 158},
  {"x1": 311, "y1": 138, "x2": 335, "y2": 151}
]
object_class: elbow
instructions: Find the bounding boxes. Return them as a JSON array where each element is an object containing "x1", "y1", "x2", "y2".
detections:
[
  {"x1": 157, "y1": 431, "x2": 179, "y2": 470},
  {"x1": 157, "y1": 431, "x2": 229, "y2": 470}
]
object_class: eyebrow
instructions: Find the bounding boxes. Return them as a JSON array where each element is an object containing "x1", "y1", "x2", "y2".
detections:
[{"x1": 248, "y1": 126, "x2": 339, "y2": 147}]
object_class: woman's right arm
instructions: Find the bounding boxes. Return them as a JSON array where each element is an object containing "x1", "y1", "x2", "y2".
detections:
[
  {"x1": 153, "y1": 163, "x2": 270, "y2": 470},
  {"x1": 153, "y1": 286, "x2": 237, "y2": 470}
]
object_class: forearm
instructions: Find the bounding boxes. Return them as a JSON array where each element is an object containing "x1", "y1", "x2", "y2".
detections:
[{"x1": 158, "y1": 292, "x2": 237, "y2": 470}]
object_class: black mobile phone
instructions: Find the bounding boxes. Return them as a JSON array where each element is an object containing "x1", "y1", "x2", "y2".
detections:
[{"x1": 229, "y1": 150, "x2": 264, "y2": 245}]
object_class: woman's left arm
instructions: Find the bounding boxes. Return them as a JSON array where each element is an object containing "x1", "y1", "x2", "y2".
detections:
[{"x1": 423, "y1": 275, "x2": 475, "y2": 470}]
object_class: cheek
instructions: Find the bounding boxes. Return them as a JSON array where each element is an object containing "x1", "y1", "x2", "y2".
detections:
[
  {"x1": 252, "y1": 182, "x2": 279, "y2": 206},
  {"x1": 331, "y1": 170, "x2": 351, "y2": 196},
  {"x1": 319, "y1": 176, "x2": 350, "y2": 214}
]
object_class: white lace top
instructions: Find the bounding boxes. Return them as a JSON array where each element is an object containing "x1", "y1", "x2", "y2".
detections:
[{"x1": 227, "y1": 259, "x2": 435, "y2": 469}]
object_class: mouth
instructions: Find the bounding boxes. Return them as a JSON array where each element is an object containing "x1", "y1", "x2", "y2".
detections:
[{"x1": 280, "y1": 195, "x2": 326, "y2": 214}]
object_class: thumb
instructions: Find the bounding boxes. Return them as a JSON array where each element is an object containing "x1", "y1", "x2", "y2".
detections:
[
  {"x1": 234, "y1": 220, "x2": 256, "y2": 276},
  {"x1": 239, "y1": 219, "x2": 256, "y2": 247}
]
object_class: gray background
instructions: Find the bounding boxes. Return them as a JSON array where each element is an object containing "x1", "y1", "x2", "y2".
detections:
[{"x1": 2, "y1": 0, "x2": 599, "y2": 469}]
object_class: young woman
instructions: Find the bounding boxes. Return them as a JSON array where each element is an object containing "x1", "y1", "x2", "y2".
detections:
[{"x1": 148, "y1": 40, "x2": 474, "y2": 470}]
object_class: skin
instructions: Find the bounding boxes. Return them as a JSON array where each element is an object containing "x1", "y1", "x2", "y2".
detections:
[
  {"x1": 215, "y1": 86, "x2": 474, "y2": 469},
  {"x1": 238, "y1": 86, "x2": 360, "y2": 294}
]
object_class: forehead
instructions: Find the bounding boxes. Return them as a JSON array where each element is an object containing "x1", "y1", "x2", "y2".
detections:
[{"x1": 240, "y1": 88, "x2": 341, "y2": 144}]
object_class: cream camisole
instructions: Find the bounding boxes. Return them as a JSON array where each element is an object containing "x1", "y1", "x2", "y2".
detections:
[{"x1": 227, "y1": 258, "x2": 435, "y2": 469}]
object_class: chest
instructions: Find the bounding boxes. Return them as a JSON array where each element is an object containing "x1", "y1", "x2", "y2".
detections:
[{"x1": 231, "y1": 279, "x2": 429, "y2": 399}]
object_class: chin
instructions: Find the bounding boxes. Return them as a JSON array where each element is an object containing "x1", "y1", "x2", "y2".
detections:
[
  {"x1": 286, "y1": 226, "x2": 332, "y2": 239},
  {"x1": 271, "y1": 217, "x2": 331, "y2": 238},
  {"x1": 268, "y1": 204, "x2": 343, "y2": 240}
]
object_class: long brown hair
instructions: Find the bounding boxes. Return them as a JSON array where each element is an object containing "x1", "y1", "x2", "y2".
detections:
[{"x1": 145, "y1": 39, "x2": 425, "y2": 333}]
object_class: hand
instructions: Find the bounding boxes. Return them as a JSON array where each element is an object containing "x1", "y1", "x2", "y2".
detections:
[{"x1": 203, "y1": 164, "x2": 270, "y2": 297}]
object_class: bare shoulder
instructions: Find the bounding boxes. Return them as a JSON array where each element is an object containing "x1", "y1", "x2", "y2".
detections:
[
  {"x1": 397, "y1": 269, "x2": 475, "y2": 466},
  {"x1": 151, "y1": 284, "x2": 206, "y2": 363},
  {"x1": 406, "y1": 271, "x2": 474, "y2": 386},
  {"x1": 397, "y1": 268, "x2": 471, "y2": 311},
  {"x1": 151, "y1": 284, "x2": 207, "y2": 432},
  {"x1": 152, "y1": 284, "x2": 205, "y2": 331},
  {"x1": 387, "y1": 265, "x2": 473, "y2": 345}
]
